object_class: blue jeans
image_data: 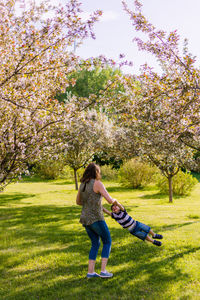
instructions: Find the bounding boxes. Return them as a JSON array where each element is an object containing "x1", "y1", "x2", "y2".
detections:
[
  {"x1": 84, "y1": 221, "x2": 111, "y2": 260},
  {"x1": 129, "y1": 221, "x2": 151, "y2": 241}
]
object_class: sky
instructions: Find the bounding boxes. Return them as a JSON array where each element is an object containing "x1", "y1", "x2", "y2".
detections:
[{"x1": 75, "y1": 0, "x2": 200, "y2": 74}]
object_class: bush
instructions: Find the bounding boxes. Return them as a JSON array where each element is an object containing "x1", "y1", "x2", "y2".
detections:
[
  {"x1": 62, "y1": 165, "x2": 74, "y2": 180},
  {"x1": 100, "y1": 165, "x2": 118, "y2": 181},
  {"x1": 119, "y1": 158, "x2": 157, "y2": 188},
  {"x1": 63, "y1": 165, "x2": 84, "y2": 181},
  {"x1": 33, "y1": 159, "x2": 65, "y2": 179},
  {"x1": 77, "y1": 168, "x2": 84, "y2": 180},
  {"x1": 156, "y1": 170, "x2": 198, "y2": 196}
]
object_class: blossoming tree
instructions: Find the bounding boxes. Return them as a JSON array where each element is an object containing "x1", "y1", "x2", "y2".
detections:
[
  {"x1": 0, "y1": 0, "x2": 102, "y2": 190},
  {"x1": 122, "y1": 0, "x2": 200, "y2": 151},
  {"x1": 105, "y1": 0, "x2": 200, "y2": 202},
  {"x1": 62, "y1": 109, "x2": 113, "y2": 190}
]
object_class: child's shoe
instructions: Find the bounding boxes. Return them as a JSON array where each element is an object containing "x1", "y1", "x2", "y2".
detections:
[
  {"x1": 86, "y1": 272, "x2": 100, "y2": 278},
  {"x1": 100, "y1": 270, "x2": 113, "y2": 278},
  {"x1": 153, "y1": 240, "x2": 162, "y2": 246},
  {"x1": 153, "y1": 234, "x2": 163, "y2": 239}
]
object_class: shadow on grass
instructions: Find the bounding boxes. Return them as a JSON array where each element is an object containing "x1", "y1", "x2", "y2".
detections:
[
  {"x1": 139, "y1": 192, "x2": 187, "y2": 200},
  {"x1": 20, "y1": 176, "x2": 74, "y2": 186},
  {"x1": 1, "y1": 203, "x2": 200, "y2": 300},
  {"x1": 106, "y1": 186, "x2": 134, "y2": 193},
  {"x1": 187, "y1": 214, "x2": 200, "y2": 220},
  {"x1": 106, "y1": 185, "x2": 168, "y2": 200},
  {"x1": 139, "y1": 192, "x2": 167, "y2": 200},
  {"x1": 106, "y1": 184, "x2": 161, "y2": 194},
  {"x1": 0, "y1": 205, "x2": 81, "y2": 230},
  {"x1": 191, "y1": 172, "x2": 200, "y2": 182},
  {"x1": 0, "y1": 205, "x2": 88, "y2": 278},
  {"x1": 20, "y1": 175, "x2": 48, "y2": 183},
  {"x1": 151, "y1": 221, "x2": 200, "y2": 234},
  {"x1": 3, "y1": 224, "x2": 198, "y2": 300},
  {"x1": 21, "y1": 176, "x2": 68, "y2": 183},
  {"x1": 0, "y1": 193, "x2": 36, "y2": 206},
  {"x1": 51, "y1": 180, "x2": 74, "y2": 185}
]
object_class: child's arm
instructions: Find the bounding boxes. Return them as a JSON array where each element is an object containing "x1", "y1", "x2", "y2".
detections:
[{"x1": 102, "y1": 206, "x2": 112, "y2": 216}]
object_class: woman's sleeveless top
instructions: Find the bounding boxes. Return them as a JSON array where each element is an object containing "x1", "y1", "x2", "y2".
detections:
[{"x1": 79, "y1": 179, "x2": 104, "y2": 225}]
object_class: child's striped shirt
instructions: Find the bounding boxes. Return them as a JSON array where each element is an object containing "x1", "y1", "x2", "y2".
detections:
[{"x1": 111, "y1": 209, "x2": 136, "y2": 230}]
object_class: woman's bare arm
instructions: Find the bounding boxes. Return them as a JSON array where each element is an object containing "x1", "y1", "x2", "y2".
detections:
[
  {"x1": 76, "y1": 188, "x2": 82, "y2": 206},
  {"x1": 94, "y1": 180, "x2": 124, "y2": 210},
  {"x1": 94, "y1": 180, "x2": 114, "y2": 204}
]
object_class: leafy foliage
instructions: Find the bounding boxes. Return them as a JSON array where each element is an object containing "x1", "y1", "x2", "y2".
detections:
[
  {"x1": 93, "y1": 152, "x2": 123, "y2": 169},
  {"x1": 32, "y1": 159, "x2": 65, "y2": 180},
  {"x1": 100, "y1": 165, "x2": 118, "y2": 181},
  {"x1": 119, "y1": 158, "x2": 157, "y2": 188},
  {"x1": 156, "y1": 170, "x2": 198, "y2": 195},
  {"x1": 57, "y1": 66, "x2": 122, "y2": 100}
]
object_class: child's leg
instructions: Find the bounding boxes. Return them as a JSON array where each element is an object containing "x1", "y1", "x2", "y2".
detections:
[
  {"x1": 145, "y1": 235, "x2": 154, "y2": 243},
  {"x1": 130, "y1": 222, "x2": 162, "y2": 246},
  {"x1": 149, "y1": 229, "x2": 163, "y2": 239},
  {"x1": 146, "y1": 235, "x2": 162, "y2": 246},
  {"x1": 149, "y1": 229, "x2": 155, "y2": 237}
]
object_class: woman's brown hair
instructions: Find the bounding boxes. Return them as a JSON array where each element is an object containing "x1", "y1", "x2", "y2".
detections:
[{"x1": 80, "y1": 163, "x2": 101, "y2": 183}]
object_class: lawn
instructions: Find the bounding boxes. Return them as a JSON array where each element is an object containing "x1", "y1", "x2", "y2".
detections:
[{"x1": 0, "y1": 178, "x2": 200, "y2": 300}]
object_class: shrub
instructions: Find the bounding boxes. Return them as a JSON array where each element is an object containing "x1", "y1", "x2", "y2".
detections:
[
  {"x1": 119, "y1": 158, "x2": 157, "y2": 188},
  {"x1": 77, "y1": 168, "x2": 84, "y2": 180},
  {"x1": 156, "y1": 170, "x2": 198, "y2": 196},
  {"x1": 33, "y1": 159, "x2": 65, "y2": 179},
  {"x1": 62, "y1": 165, "x2": 74, "y2": 180},
  {"x1": 100, "y1": 165, "x2": 118, "y2": 181},
  {"x1": 63, "y1": 165, "x2": 84, "y2": 181}
]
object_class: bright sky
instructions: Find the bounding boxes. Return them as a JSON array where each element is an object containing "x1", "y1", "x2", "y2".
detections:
[{"x1": 76, "y1": 0, "x2": 200, "y2": 74}]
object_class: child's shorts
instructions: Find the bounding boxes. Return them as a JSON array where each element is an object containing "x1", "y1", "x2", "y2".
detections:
[{"x1": 129, "y1": 221, "x2": 150, "y2": 241}]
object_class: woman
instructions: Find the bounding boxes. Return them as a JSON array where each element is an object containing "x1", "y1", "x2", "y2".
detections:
[{"x1": 76, "y1": 162, "x2": 123, "y2": 278}]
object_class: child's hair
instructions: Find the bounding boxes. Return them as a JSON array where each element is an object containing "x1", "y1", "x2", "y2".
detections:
[
  {"x1": 111, "y1": 203, "x2": 120, "y2": 211},
  {"x1": 111, "y1": 204, "x2": 123, "y2": 212}
]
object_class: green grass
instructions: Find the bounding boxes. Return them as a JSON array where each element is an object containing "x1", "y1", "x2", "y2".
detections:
[{"x1": 0, "y1": 178, "x2": 200, "y2": 300}]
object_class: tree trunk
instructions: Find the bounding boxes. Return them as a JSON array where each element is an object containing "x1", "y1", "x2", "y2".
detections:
[
  {"x1": 74, "y1": 169, "x2": 78, "y2": 190},
  {"x1": 168, "y1": 176, "x2": 173, "y2": 203}
]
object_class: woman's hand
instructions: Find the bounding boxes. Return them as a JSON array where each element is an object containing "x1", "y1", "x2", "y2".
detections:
[{"x1": 112, "y1": 199, "x2": 124, "y2": 211}]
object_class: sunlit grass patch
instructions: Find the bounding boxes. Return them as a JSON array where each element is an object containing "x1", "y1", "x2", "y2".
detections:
[{"x1": 0, "y1": 178, "x2": 200, "y2": 300}]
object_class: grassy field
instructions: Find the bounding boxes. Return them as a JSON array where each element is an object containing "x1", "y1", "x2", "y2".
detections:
[{"x1": 0, "y1": 178, "x2": 200, "y2": 300}]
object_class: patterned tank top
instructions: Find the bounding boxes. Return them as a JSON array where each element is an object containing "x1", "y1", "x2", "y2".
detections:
[{"x1": 79, "y1": 179, "x2": 104, "y2": 225}]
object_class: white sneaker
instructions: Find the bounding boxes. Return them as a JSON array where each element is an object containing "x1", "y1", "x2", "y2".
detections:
[
  {"x1": 100, "y1": 270, "x2": 113, "y2": 278},
  {"x1": 86, "y1": 272, "x2": 100, "y2": 278}
]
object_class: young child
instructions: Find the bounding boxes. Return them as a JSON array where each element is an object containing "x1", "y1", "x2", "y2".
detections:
[{"x1": 103, "y1": 203, "x2": 163, "y2": 246}]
